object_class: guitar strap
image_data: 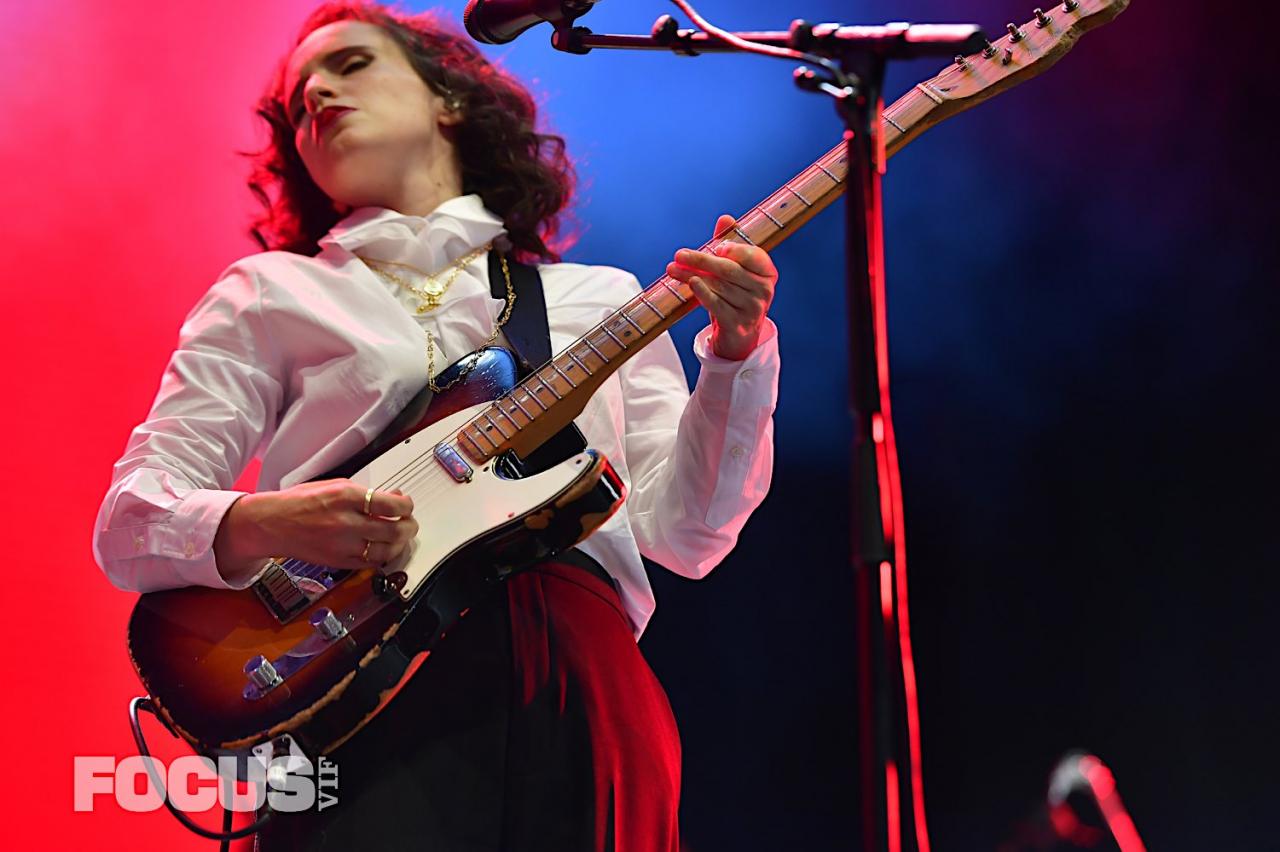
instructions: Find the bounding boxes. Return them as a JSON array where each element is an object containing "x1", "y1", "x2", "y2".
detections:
[
  {"x1": 488, "y1": 250, "x2": 588, "y2": 472},
  {"x1": 488, "y1": 250, "x2": 551, "y2": 370}
]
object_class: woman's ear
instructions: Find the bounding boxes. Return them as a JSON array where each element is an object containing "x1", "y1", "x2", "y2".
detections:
[{"x1": 438, "y1": 93, "x2": 464, "y2": 127}]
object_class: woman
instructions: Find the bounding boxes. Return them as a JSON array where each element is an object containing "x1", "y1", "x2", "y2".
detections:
[{"x1": 94, "y1": 2, "x2": 780, "y2": 849}]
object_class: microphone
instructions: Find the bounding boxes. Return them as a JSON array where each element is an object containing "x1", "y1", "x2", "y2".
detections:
[
  {"x1": 463, "y1": 0, "x2": 602, "y2": 45},
  {"x1": 998, "y1": 751, "x2": 1147, "y2": 852}
]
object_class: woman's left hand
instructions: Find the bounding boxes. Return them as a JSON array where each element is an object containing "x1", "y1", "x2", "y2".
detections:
[{"x1": 666, "y1": 214, "x2": 778, "y2": 361}]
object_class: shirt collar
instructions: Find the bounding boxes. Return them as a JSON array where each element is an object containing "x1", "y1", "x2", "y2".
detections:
[{"x1": 318, "y1": 194, "x2": 507, "y2": 257}]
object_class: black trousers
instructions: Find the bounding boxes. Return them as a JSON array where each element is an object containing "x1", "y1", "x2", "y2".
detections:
[{"x1": 254, "y1": 557, "x2": 681, "y2": 851}]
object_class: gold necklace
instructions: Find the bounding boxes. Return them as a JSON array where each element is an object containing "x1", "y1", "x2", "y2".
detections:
[
  {"x1": 366, "y1": 251, "x2": 517, "y2": 394},
  {"x1": 361, "y1": 242, "x2": 492, "y2": 314},
  {"x1": 424, "y1": 252, "x2": 515, "y2": 392}
]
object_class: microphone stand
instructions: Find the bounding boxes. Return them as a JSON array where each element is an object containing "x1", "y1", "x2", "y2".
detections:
[{"x1": 542, "y1": 9, "x2": 986, "y2": 850}]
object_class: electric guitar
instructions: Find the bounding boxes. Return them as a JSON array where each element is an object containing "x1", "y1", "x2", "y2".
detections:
[{"x1": 128, "y1": 0, "x2": 1129, "y2": 760}]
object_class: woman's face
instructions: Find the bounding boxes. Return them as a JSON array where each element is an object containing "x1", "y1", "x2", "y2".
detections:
[{"x1": 283, "y1": 20, "x2": 462, "y2": 210}]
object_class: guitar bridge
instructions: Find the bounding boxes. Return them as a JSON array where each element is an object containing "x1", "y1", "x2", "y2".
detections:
[{"x1": 253, "y1": 559, "x2": 346, "y2": 623}]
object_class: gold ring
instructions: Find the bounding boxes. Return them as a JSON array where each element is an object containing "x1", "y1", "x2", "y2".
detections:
[
  {"x1": 361, "y1": 540, "x2": 372, "y2": 562},
  {"x1": 363, "y1": 487, "x2": 374, "y2": 516}
]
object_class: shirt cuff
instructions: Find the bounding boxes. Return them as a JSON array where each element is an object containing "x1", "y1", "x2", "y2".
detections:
[
  {"x1": 169, "y1": 489, "x2": 262, "y2": 590},
  {"x1": 690, "y1": 319, "x2": 780, "y2": 406}
]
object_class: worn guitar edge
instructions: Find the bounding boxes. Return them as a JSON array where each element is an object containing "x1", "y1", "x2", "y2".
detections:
[
  {"x1": 125, "y1": 1, "x2": 1131, "y2": 757},
  {"x1": 128, "y1": 447, "x2": 625, "y2": 755}
]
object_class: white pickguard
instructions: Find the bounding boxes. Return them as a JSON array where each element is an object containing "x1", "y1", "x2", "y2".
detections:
[{"x1": 346, "y1": 401, "x2": 595, "y2": 599}]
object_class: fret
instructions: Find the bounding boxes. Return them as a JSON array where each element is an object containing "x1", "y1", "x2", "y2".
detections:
[
  {"x1": 482, "y1": 412, "x2": 510, "y2": 440},
  {"x1": 756, "y1": 205, "x2": 783, "y2": 228},
  {"x1": 732, "y1": 225, "x2": 756, "y2": 245},
  {"x1": 601, "y1": 326, "x2": 628, "y2": 349},
  {"x1": 551, "y1": 361, "x2": 578, "y2": 388},
  {"x1": 473, "y1": 424, "x2": 500, "y2": 449},
  {"x1": 619, "y1": 311, "x2": 645, "y2": 335},
  {"x1": 535, "y1": 373, "x2": 563, "y2": 400},
  {"x1": 914, "y1": 81, "x2": 945, "y2": 105},
  {"x1": 884, "y1": 113, "x2": 906, "y2": 133},
  {"x1": 510, "y1": 394, "x2": 533, "y2": 419},
  {"x1": 784, "y1": 184, "x2": 813, "y2": 207},
  {"x1": 584, "y1": 338, "x2": 610, "y2": 362},
  {"x1": 567, "y1": 351, "x2": 592, "y2": 375},
  {"x1": 522, "y1": 386, "x2": 548, "y2": 411},
  {"x1": 495, "y1": 404, "x2": 522, "y2": 430},
  {"x1": 816, "y1": 162, "x2": 841, "y2": 183},
  {"x1": 659, "y1": 279, "x2": 687, "y2": 304},
  {"x1": 638, "y1": 292, "x2": 666, "y2": 320},
  {"x1": 462, "y1": 430, "x2": 486, "y2": 455}
]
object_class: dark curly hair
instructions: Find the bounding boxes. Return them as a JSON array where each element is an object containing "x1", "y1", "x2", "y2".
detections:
[{"x1": 245, "y1": 1, "x2": 575, "y2": 262}]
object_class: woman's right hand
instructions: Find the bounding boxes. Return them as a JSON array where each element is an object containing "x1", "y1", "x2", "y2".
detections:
[{"x1": 214, "y1": 479, "x2": 418, "y2": 584}]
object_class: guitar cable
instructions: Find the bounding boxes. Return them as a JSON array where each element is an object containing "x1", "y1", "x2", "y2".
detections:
[{"x1": 129, "y1": 696, "x2": 273, "y2": 849}]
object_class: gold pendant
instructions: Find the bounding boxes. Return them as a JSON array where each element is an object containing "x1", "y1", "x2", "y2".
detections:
[{"x1": 416, "y1": 280, "x2": 446, "y2": 313}]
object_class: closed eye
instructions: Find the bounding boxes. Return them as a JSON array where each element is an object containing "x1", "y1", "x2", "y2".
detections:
[
  {"x1": 341, "y1": 56, "x2": 371, "y2": 74},
  {"x1": 288, "y1": 49, "x2": 373, "y2": 126}
]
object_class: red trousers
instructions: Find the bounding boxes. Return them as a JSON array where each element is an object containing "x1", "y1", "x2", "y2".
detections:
[{"x1": 255, "y1": 558, "x2": 682, "y2": 851}]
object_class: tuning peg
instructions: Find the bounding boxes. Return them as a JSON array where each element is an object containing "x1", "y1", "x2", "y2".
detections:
[
  {"x1": 1006, "y1": 23, "x2": 1027, "y2": 41},
  {"x1": 1002, "y1": 47, "x2": 1015, "y2": 65},
  {"x1": 954, "y1": 55, "x2": 971, "y2": 69},
  {"x1": 1034, "y1": 8, "x2": 1052, "y2": 27},
  {"x1": 982, "y1": 40, "x2": 998, "y2": 58},
  {"x1": 1062, "y1": 0, "x2": 1079, "y2": 10}
]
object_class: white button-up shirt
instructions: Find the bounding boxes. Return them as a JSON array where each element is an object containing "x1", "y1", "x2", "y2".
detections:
[{"x1": 93, "y1": 194, "x2": 779, "y2": 637}]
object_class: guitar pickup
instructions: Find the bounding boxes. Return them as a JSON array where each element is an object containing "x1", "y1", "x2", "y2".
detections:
[{"x1": 434, "y1": 442, "x2": 473, "y2": 482}]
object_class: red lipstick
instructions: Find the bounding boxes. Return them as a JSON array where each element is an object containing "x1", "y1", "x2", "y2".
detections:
[{"x1": 315, "y1": 106, "x2": 354, "y2": 139}]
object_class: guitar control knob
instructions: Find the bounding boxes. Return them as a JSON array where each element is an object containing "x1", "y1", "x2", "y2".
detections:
[
  {"x1": 310, "y1": 608, "x2": 348, "y2": 640},
  {"x1": 244, "y1": 655, "x2": 282, "y2": 691}
]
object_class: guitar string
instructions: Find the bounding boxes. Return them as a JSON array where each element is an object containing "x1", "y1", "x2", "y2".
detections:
[
  {"x1": 278, "y1": 207, "x2": 786, "y2": 584},
  {"x1": 273, "y1": 112, "x2": 950, "y2": 587},
  {"x1": 276, "y1": 142, "x2": 867, "y2": 584},
  {"x1": 278, "y1": 240, "x2": 747, "y2": 582},
  {"x1": 291, "y1": 153, "x2": 860, "y2": 585}
]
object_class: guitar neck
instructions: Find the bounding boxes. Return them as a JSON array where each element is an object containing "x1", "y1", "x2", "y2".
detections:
[
  {"x1": 453, "y1": 87, "x2": 952, "y2": 463},
  {"x1": 453, "y1": 0, "x2": 1130, "y2": 464}
]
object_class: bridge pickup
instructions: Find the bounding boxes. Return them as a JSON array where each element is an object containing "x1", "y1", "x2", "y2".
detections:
[
  {"x1": 253, "y1": 560, "x2": 342, "y2": 623},
  {"x1": 434, "y1": 442, "x2": 473, "y2": 482}
]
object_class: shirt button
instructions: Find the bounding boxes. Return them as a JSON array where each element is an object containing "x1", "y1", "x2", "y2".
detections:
[
  {"x1": 739, "y1": 369, "x2": 754, "y2": 380},
  {"x1": 730, "y1": 445, "x2": 745, "y2": 459}
]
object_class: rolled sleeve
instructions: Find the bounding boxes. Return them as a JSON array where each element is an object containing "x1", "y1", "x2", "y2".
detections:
[
  {"x1": 93, "y1": 486, "x2": 259, "y2": 591},
  {"x1": 623, "y1": 318, "x2": 780, "y2": 579},
  {"x1": 93, "y1": 266, "x2": 283, "y2": 593}
]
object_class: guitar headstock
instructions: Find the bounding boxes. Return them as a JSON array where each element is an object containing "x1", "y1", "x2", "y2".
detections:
[{"x1": 924, "y1": 0, "x2": 1130, "y2": 106}]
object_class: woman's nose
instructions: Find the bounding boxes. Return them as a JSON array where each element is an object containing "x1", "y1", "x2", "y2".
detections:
[{"x1": 303, "y1": 75, "x2": 337, "y2": 115}]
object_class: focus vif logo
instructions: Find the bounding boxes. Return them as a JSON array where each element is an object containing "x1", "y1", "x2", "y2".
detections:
[{"x1": 74, "y1": 737, "x2": 339, "y2": 815}]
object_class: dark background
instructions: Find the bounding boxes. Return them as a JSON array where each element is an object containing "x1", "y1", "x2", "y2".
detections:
[
  {"x1": 633, "y1": 2, "x2": 1280, "y2": 849},
  {"x1": 5, "y1": 0, "x2": 1274, "y2": 848}
]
